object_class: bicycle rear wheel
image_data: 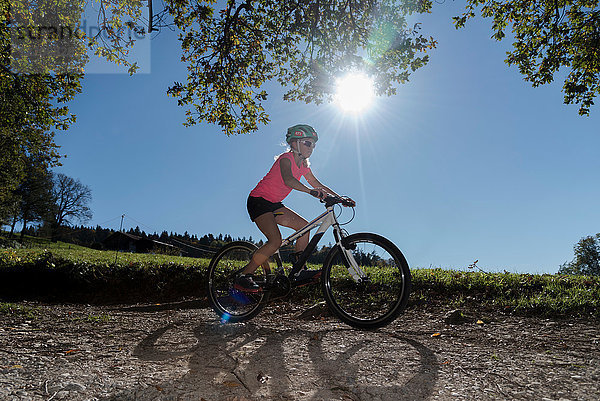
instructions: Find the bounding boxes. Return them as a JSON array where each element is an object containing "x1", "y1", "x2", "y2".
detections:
[
  {"x1": 206, "y1": 241, "x2": 269, "y2": 323},
  {"x1": 322, "y1": 233, "x2": 411, "y2": 329}
]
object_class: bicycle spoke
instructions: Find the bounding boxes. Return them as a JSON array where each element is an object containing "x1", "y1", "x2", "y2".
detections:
[
  {"x1": 207, "y1": 242, "x2": 268, "y2": 322},
  {"x1": 323, "y1": 233, "x2": 411, "y2": 329}
]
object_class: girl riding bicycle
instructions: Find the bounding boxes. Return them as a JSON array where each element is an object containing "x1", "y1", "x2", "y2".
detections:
[{"x1": 236, "y1": 124, "x2": 355, "y2": 292}]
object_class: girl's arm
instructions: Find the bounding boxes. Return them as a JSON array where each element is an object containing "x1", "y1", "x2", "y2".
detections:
[
  {"x1": 280, "y1": 157, "x2": 313, "y2": 194},
  {"x1": 304, "y1": 170, "x2": 340, "y2": 197},
  {"x1": 280, "y1": 158, "x2": 348, "y2": 201}
]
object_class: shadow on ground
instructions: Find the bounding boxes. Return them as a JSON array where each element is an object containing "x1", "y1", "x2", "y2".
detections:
[
  {"x1": 106, "y1": 318, "x2": 438, "y2": 400},
  {"x1": 114, "y1": 298, "x2": 209, "y2": 313}
]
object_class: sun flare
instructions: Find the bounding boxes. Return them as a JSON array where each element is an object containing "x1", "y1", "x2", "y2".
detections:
[{"x1": 334, "y1": 72, "x2": 375, "y2": 113}]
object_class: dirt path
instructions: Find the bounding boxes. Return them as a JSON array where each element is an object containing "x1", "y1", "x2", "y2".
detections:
[{"x1": 1, "y1": 300, "x2": 599, "y2": 400}]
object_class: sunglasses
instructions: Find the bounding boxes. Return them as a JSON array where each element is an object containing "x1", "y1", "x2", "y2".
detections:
[{"x1": 301, "y1": 140, "x2": 316, "y2": 148}]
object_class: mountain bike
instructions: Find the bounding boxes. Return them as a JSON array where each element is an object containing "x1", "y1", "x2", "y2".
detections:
[{"x1": 206, "y1": 196, "x2": 411, "y2": 329}]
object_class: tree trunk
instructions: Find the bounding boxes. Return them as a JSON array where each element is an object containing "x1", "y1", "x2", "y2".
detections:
[
  {"x1": 9, "y1": 215, "x2": 18, "y2": 238},
  {"x1": 50, "y1": 221, "x2": 59, "y2": 242},
  {"x1": 19, "y1": 220, "x2": 28, "y2": 243}
]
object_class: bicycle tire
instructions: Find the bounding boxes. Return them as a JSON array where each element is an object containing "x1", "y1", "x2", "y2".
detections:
[
  {"x1": 321, "y1": 233, "x2": 411, "y2": 329},
  {"x1": 206, "y1": 241, "x2": 269, "y2": 323}
]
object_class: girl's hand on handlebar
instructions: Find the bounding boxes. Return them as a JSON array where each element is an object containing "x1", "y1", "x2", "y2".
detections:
[
  {"x1": 340, "y1": 196, "x2": 356, "y2": 207},
  {"x1": 309, "y1": 188, "x2": 326, "y2": 200}
]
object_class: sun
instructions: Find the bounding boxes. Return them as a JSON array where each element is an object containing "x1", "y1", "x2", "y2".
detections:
[{"x1": 334, "y1": 72, "x2": 375, "y2": 113}]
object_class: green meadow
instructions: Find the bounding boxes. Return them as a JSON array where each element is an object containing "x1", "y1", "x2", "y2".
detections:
[{"x1": 1, "y1": 236, "x2": 598, "y2": 318}]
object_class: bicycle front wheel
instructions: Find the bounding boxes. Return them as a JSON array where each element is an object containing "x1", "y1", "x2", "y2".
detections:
[
  {"x1": 322, "y1": 233, "x2": 411, "y2": 329},
  {"x1": 206, "y1": 241, "x2": 269, "y2": 323}
]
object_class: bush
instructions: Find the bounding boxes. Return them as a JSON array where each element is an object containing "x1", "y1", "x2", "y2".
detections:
[
  {"x1": 0, "y1": 247, "x2": 209, "y2": 303},
  {"x1": 411, "y1": 268, "x2": 600, "y2": 317}
]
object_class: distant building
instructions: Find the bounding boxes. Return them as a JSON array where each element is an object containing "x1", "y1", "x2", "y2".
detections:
[{"x1": 103, "y1": 232, "x2": 181, "y2": 255}]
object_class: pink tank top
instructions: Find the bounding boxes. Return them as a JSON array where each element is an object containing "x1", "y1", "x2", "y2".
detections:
[{"x1": 249, "y1": 152, "x2": 311, "y2": 203}]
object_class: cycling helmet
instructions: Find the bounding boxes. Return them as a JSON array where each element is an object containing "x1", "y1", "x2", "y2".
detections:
[{"x1": 286, "y1": 124, "x2": 318, "y2": 144}]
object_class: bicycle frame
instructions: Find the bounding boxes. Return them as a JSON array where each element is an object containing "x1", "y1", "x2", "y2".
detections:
[
  {"x1": 272, "y1": 204, "x2": 366, "y2": 282},
  {"x1": 207, "y1": 195, "x2": 411, "y2": 329}
]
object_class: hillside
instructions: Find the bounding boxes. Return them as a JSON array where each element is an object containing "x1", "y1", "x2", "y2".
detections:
[{"x1": 1, "y1": 237, "x2": 599, "y2": 317}]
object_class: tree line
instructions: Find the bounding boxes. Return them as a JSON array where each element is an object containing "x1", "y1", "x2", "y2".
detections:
[
  {"x1": 0, "y1": 156, "x2": 92, "y2": 243},
  {"x1": 19, "y1": 224, "x2": 249, "y2": 255},
  {"x1": 17, "y1": 223, "x2": 340, "y2": 265},
  {"x1": 9, "y1": 213, "x2": 600, "y2": 276}
]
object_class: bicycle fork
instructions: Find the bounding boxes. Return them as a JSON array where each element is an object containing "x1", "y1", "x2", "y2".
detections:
[{"x1": 334, "y1": 226, "x2": 368, "y2": 282}]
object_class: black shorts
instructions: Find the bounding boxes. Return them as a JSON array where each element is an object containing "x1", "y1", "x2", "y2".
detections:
[{"x1": 247, "y1": 196, "x2": 284, "y2": 222}]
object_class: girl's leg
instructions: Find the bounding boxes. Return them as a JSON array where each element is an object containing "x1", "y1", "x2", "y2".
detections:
[
  {"x1": 241, "y1": 212, "x2": 282, "y2": 275},
  {"x1": 273, "y1": 207, "x2": 309, "y2": 252},
  {"x1": 275, "y1": 207, "x2": 320, "y2": 282}
]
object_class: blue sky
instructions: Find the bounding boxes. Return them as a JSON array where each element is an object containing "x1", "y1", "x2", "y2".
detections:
[{"x1": 53, "y1": 2, "x2": 599, "y2": 274}]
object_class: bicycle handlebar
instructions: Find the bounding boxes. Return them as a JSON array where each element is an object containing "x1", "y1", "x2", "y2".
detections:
[{"x1": 322, "y1": 195, "x2": 355, "y2": 208}]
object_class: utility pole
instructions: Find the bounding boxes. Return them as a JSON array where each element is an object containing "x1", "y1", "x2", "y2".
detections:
[{"x1": 114, "y1": 214, "x2": 125, "y2": 266}]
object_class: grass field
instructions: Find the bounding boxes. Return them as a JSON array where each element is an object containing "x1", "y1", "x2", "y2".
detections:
[
  {"x1": 1, "y1": 235, "x2": 599, "y2": 317},
  {"x1": 1, "y1": 236, "x2": 211, "y2": 268},
  {"x1": 410, "y1": 268, "x2": 599, "y2": 317}
]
